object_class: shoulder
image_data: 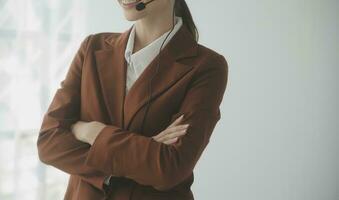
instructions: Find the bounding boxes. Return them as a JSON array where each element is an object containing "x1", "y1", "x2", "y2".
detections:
[
  {"x1": 191, "y1": 43, "x2": 228, "y2": 79},
  {"x1": 197, "y1": 43, "x2": 228, "y2": 66},
  {"x1": 185, "y1": 43, "x2": 229, "y2": 108},
  {"x1": 91, "y1": 32, "x2": 121, "y2": 44},
  {"x1": 79, "y1": 32, "x2": 123, "y2": 51}
]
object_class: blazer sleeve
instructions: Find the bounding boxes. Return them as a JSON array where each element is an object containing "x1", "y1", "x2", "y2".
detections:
[
  {"x1": 84, "y1": 54, "x2": 229, "y2": 191},
  {"x1": 36, "y1": 34, "x2": 109, "y2": 192}
]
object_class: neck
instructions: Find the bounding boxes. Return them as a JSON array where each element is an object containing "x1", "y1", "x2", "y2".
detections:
[{"x1": 133, "y1": 6, "x2": 175, "y2": 53}]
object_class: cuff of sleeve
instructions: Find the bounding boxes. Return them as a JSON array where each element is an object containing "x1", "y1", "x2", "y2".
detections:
[
  {"x1": 81, "y1": 173, "x2": 107, "y2": 192},
  {"x1": 85, "y1": 125, "x2": 120, "y2": 175}
]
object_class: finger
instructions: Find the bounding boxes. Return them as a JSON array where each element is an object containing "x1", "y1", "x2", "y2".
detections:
[
  {"x1": 154, "y1": 124, "x2": 189, "y2": 140},
  {"x1": 167, "y1": 114, "x2": 185, "y2": 128},
  {"x1": 153, "y1": 124, "x2": 188, "y2": 140},
  {"x1": 153, "y1": 127, "x2": 175, "y2": 140},
  {"x1": 152, "y1": 130, "x2": 170, "y2": 140},
  {"x1": 166, "y1": 123, "x2": 189, "y2": 134},
  {"x1": 163, "y1": 137, "x2": 178, "y2": 145},
  {"x1": 157, "y1": 129, "x2": 187, "y2": 142},
  {"x1": 152, "y1": 129, "x2": 170, "y2": 140}
]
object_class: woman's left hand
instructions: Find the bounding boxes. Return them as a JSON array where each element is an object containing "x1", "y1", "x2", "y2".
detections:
[{"x1": 71, "y1": 121, "x2": 106, "y2": 145}]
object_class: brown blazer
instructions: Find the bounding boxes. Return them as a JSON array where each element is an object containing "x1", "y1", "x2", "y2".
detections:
[{"x1": 37, "y1": 24, "x2": 228, "y2": 200}]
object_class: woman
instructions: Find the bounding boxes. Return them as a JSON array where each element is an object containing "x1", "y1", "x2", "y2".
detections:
[{"x1": 37, "y1": 0, "x2": 229, "y2": 199}]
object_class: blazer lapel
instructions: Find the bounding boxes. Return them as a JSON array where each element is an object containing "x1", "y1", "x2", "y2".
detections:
[
  {"x1": 96, "y1": 24, "x2": 198, "y2": 130},
  {"x1": 95, "y1": 26, "x2": 132, "y2": 128}
]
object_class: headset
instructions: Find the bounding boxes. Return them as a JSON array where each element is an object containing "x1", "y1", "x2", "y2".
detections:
[{"x1": 131, "y1": 0, "x2": 177, "y2": 133}]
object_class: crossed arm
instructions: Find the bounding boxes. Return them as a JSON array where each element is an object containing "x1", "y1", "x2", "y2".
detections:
[
  {"x1": 37, "y1": 35, "x2": 110, "y2": 191},
  {"x1": 37, "y1": 34, "x2": 228, "y2": 192}
]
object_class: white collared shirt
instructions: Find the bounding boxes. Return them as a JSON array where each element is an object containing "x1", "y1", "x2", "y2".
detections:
[
  {"x1": 104, "y1": 16, "x2": 183, "y2": 186},
  {"x1": 124, "y1": 16, "x2": 183, "y2": 94}
]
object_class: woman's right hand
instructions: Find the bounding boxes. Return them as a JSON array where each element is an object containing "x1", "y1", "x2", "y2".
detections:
[{"x1": 152, "y1": 114, "x2": 190, "y2": 145}]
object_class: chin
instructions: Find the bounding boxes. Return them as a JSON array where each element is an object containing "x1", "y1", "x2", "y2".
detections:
[
  {"x1": 123, "y1": 11, "x2": 145, "y2": 21},
  {"x1": 124, "y1": 15, "x2": 141, "y2": 21}
]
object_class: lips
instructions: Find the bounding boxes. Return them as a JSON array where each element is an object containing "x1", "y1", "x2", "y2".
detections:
[{"x1": 122, "y1": 0, "x2": 142, "y2": 8}]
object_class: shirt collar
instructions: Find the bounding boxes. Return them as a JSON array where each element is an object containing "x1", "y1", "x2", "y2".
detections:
[{"x1": 124, "y1": 16, "x2": 183, "y2": 74}]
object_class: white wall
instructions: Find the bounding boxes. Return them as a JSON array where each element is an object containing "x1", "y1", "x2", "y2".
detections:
[{"x1": 84, "y1": 1, "x2": 339, "y2": 199}]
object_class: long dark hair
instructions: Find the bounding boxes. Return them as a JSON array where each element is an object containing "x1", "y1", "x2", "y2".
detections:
[{"x1": 174, "y1": 0, "x2": 199, "y2": 42}]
